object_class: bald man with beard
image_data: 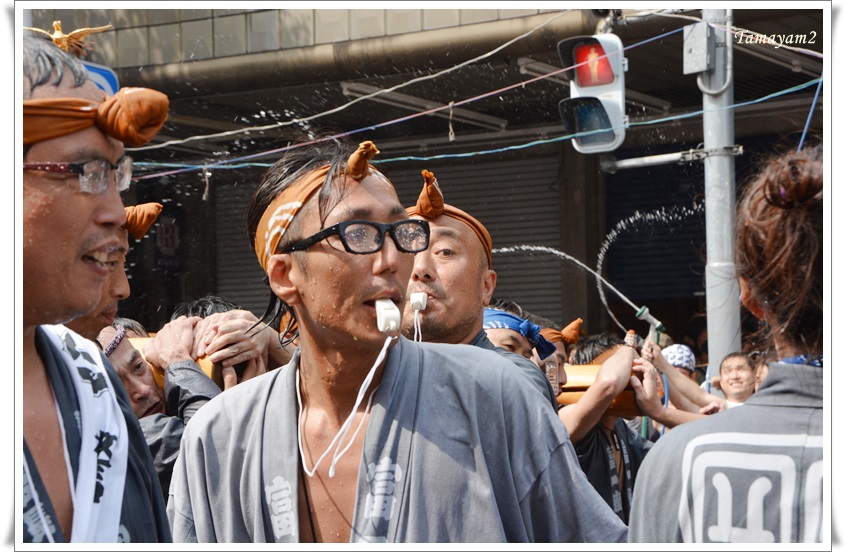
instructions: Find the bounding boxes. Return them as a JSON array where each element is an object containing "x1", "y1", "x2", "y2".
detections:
[{"x1": 401, "y1": 170, "x2": 559, "y2": 411}]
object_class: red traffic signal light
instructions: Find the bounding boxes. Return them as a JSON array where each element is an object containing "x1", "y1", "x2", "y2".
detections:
[
  {"x1": 573, "y1": 42, "x2": 615, "y2": 87},
  {"x1": 557, "y1": 34, "x2": 628, "y2": 154}
]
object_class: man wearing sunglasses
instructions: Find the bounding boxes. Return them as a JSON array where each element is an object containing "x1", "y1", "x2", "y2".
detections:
[
  {"x1": 165, "y1": 138, "x2": 627, "y2": 543},
  {"x1": 22, "y1": 36, "x2": 170, "y2": 543}
]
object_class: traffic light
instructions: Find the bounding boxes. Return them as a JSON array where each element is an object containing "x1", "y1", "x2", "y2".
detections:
[{"x1": 557, "y1": 33, "x2": 628, "y2": 154}]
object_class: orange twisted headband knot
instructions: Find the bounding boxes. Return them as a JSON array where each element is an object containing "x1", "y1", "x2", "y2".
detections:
[
  {"x1": 406, "y1": 169, "x2": 492, "y2": 268},
  {"x1": 540, "y1": 318, "x2": 584, "y2": 345},
  {"x1": 24, "y1": 87, "x2": 169, "y2": 147},
  {"x1": 254, "y1": 141, "x2": 383, "y2": 272},
  {"x1": 124, "y1": 202, "x2": 163, "y2": 240}
]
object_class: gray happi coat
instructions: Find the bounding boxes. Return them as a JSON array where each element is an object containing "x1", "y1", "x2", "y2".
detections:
[
  {"x1": 628, "y1": 362, "x2": 823, "y2": 543},
  {"x1": 167, "y1": 336, "x2": 627, "y2": 543}
]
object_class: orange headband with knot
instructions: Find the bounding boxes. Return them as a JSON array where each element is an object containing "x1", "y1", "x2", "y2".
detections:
[
  {"x1": 254, "y1": 141, "x2": 382, "y2": 272},
  {"x1": 540, "y1": 317, "x2": 583, "y2": 345},
  {"x1": 24, "y1": 87, "x2": 169, "y2": 147},
  {"x1": 124, "y1": 202, "x2": 163, "y2": 240},
  {"x1": 406, "y1": 170, "x2": 493, "y2": 268}
]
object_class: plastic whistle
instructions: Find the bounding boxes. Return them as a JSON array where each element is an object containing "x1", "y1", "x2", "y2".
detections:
[
  {"x1": 375, "y1": 299, "x2": 401, "y2": 335},
  {"x1": 410, "y1": 292, "x2": 427, "y2": 312}
]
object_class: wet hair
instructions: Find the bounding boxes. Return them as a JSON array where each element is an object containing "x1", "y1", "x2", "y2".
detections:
[
  {"x1": 171, "y1": 294, "x2": 241, "y2": 320},
  {"x1": 735, "y1": 144, "x2": 823, "y2": 353},
  {"x1": 23, "y1": 35, "x2": 89, "y2": 100},
  {"x1": 570, "y1": 332, "x2": 625, "y2": 365},
  {"x1": 245, "y1": 135, "x2": 359, "y2": 341},
  {"x1": 114, "y1": 316, "x2": 149, "y2": 337}
]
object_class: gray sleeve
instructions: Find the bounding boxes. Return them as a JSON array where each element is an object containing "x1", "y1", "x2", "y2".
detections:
[
  {"x1": 499, "y1": 350, "x2": 560, "y2": 412},
  {"x1": 165, "y1": 383, "x2": 268, "y2": 543},
  {"x1": 142, "y1": 360, "x2": 222, "y2": 499},
  {"x1": 491, "y1": 357, "x2": 627, "y2": 543},
  {"x1": 140, "y1": 414, "x2": 185, "y2": 499},
  {"x1": 164, "y1": 359, "x2": 222, "y2": 423},
  {"x1": 628, "y1": 436, "x2": 684, "y2": 542},
  {"x1": 166, "y1": 417, "x2": 201, "y2": 542},
  {"x1": 524, "y1": 440, "x2": 628, "y2": 543}
]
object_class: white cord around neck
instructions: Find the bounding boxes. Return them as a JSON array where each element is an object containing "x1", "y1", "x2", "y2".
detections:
[
  {"x1": 413, "y1": 309, "x2": 423, "y2": 342},
  {"x1": 296, "y1": 336, "x2": 393, "y2": 478}
]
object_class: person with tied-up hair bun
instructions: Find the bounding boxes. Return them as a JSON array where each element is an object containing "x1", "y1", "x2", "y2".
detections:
[{"x1": 629, "y1": 143, "x2": 824, "y2": 543}]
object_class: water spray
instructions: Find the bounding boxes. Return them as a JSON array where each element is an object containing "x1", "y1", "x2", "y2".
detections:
[
  {"x1": 594, "y1": 202, "x2": 705, "y2": 334},
  {"x1": 493, "y1": 244, "x2": 662, "y2": 337}
]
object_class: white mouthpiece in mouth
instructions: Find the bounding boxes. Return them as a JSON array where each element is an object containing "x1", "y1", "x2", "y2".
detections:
[
  {"x1": 375, "y1": 298, "x2": 401, "y2": 335},
  {"x1": 410, "y1": 292, "x2": 427, "y2": 312}
]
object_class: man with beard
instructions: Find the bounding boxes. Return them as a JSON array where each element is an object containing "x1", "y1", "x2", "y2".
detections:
[
  {"x1": 165, "y1": 139, "x2": 625, "y2": 543},
  {"x1": 402, "y1": 170, "x2": 558, "y2": 411}
]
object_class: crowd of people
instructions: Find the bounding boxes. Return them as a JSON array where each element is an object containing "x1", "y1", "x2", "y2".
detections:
[{"x1": 21, "y1": 34, "x2": 825, "y2": 544}]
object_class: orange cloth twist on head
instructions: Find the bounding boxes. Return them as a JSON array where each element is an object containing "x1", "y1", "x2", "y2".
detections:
[
  {"x1": 254, "y1": 140, "x2": 384, "y2": 272},
  {"x1": 124, "y1": 202, "x2": 163, "y2": 240},
  {"x1": 540, "y1": 327, "x2": 565, "y2": 344},
  {"x1": 561, "y1": 318, "x2": 583, "y2": 344},
  {"x1": 406, "y1": 169, "x2": 493, "y2": 268},
  {"x1": 540, "y1": 318, "x2": 582, "y2": 345},
  {"x1": 24, "y1": 87, "x2": 169, "y2": 147},
  {"x1": 344, "y1": 141, "x2": 379, "y2": 179}
]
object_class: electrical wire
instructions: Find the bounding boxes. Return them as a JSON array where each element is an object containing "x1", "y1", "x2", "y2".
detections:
[
  {"x1": 798, "y1": 70, "x2": 823, "y2": 151},
  {"x1": 131, "y1": 25, "x2": 689, "y2": 180},
  {"x1": 128, "y1": 10, "x2": 574, "y2": 152},
  {"x1": 131, "y1": 8, "x2": 821, "y2": 159},
  {"x1": 131, "y1": 23, "x2": 822, "y2": 179},
  {"x1": 133, "y1": 76, "x2": 821, "y2": 177}
]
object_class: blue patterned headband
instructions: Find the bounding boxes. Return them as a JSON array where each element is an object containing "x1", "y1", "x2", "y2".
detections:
[{"x1": 483, "y1": 308, "x2": 556, "y2": 360}]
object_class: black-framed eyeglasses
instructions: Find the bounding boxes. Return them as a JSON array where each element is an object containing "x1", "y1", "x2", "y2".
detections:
[
  {"x1": 282, "y1": 219, "x2": 430, "y2": 255},
  {"x1": 23, "y1": 155, "x2": 133, "y2": 194}
]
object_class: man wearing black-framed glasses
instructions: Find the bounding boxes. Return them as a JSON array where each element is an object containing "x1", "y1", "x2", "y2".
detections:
[
  {"x1": 21, "y1": 35, "x2": 170, "y2": 543},
  {"x1": 282, "y1": 218, "x2": 430, "y2": 255},
  {"x1": 165, "y1": 138, "x2": 627, "y2": 544}
]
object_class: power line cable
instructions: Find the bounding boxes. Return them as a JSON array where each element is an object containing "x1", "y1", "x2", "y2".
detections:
[{"x1": 128, "y1": 10, "x2": 574, "y2": 152}]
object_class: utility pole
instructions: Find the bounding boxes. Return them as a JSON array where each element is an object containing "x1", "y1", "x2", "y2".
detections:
[{"x1": 700, "y1": 9, "x2": 741, "y2": 384}]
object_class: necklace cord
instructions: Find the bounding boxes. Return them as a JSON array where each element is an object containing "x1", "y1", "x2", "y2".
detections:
[{"x1": 297, "y1": 336, "x2": 393, "y2": 478}]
